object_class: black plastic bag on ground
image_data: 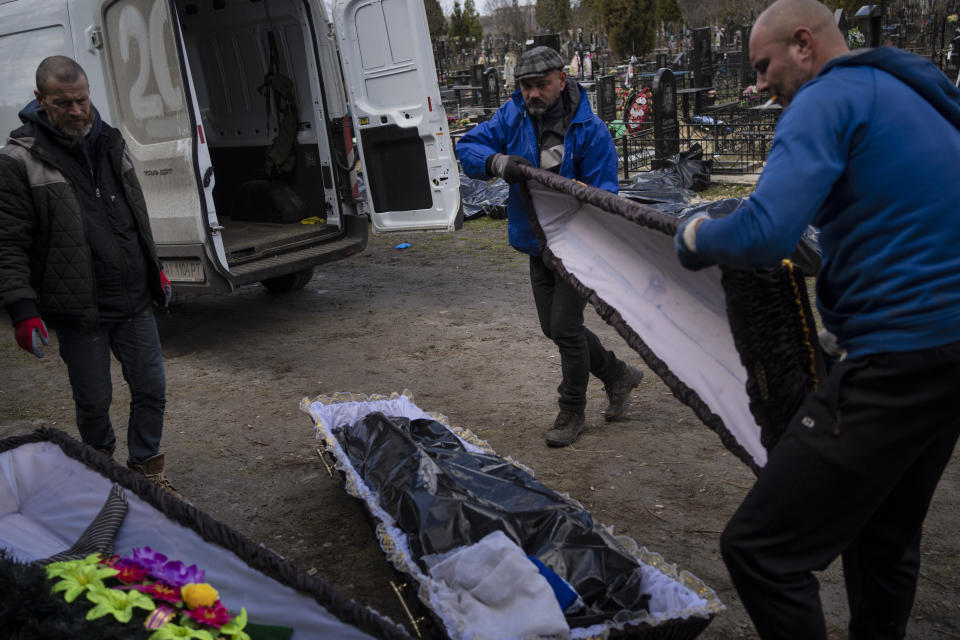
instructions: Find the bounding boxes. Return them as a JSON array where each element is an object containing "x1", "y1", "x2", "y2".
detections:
[
  {"x1": 460, "y1": 174, "x2": 510, "y2": 220},
  {"x1": 664, "y1": 143, "x2": 713, "y2": 192},
  {"x1": 618, "y1": 145, "x2": 713, "y2": 214},
  {"x1": 335, "y1": 412, "x2": 651, "y2": 626}
]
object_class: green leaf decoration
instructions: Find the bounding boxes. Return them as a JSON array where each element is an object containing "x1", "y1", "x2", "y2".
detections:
[
  {"x1": 45, "y1": 554, "x2": 108, "y2": 579},
  {"x1": 50, "y1": 563, "x2": 117, "y2": 603},
  {"x1": 85, "y1": 585, "x2": 155, "y2": 623},
  {"x1": 147, "y1": 623, "x2": 215, "y2": 640},
  {"x1": 219, "y1": 607, "x2": 250, "y2": 640}
]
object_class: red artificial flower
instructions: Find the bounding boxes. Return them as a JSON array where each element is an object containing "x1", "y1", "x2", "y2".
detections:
[
  {"x1": 102, "y1": 555, "x2": 150, "y2": 583},
  {"x1": 184, "y1": 601, "x2": 233, "y2": 628},
  {"x1": 135, "y1": 581, "x2": 182, "y2": 604}
]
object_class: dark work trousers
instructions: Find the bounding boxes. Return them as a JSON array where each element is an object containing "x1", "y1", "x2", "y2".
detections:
[
  {"x1": 55, "y1": 311, "x2": 166, "y2": 464},
  {"x1": 720, "y1": 340, "x2": 960, "y2": 640},
  {"x1": 529, "y1": 254, "x2": 623, "y2": 412}
]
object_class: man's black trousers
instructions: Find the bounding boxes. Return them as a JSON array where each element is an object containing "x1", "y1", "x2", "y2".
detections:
[
  {"x1": 528, "y1": 255, "x2": 622, "y2": 411},
  {"x1": 721, "y1": 340, "x2": 960, "y2": 640}
]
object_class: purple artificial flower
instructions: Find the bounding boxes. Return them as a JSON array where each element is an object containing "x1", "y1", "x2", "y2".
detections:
[
  {"x1": 152, "y1": 559, "x2": 205, "y2": 587},
  {"x1": 129, "y1": 547, "x2": 168, "y2": 572}
]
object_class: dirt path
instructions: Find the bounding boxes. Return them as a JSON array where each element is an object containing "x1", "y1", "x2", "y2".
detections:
[{"x1": 2, "y1": 214, "x2": 958, "y2": 639}]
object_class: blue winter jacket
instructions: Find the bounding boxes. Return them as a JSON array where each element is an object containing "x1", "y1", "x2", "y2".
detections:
[
  {"x1": 456, "y1": 83, "x2": 619, "y2": 255},
  {"x1": 694, "y1": 48, "x2": 960, "y2": 358}
]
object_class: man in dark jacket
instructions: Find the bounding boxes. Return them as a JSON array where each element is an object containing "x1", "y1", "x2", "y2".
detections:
[
  {"x1": 457, "y1": 46, "x2": 643, "y2": 447},
  {"x1": 0, "y1": 56, "x2": 181, "y2": 499}
]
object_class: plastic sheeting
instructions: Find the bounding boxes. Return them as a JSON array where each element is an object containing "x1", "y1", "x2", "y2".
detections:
[
  {"x1": 335, "y1": 412, "x2": 650, "y2": 626},
  {"x1": 460, "y1": 174, "x2": 510, "y2": 220},
  {"x1": 619, "y1": 145, "x2": 713, "y2": 212},
  {"x1": 301, "y1": 392, "x2": 720, "y2": 640}
]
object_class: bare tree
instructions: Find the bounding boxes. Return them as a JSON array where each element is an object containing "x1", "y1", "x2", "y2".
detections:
[
  {"x1": 536, "y1": 0, "x2": 572, "y2": 32},
  {"x1": 487, "y1": 0, "x2": 536, "y2": 41},
  {"x1": 719, "y1": 0, "x2": 771, "y2": 23},
  {"x1": 676, "y1": 0, "x2": 725, "y2": 27}
]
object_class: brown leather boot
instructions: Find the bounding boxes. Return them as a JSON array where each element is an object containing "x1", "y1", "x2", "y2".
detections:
[
  {"x1": 127, "y1": 454, "x2": 185, "y2": 501},
  {"x1": 545, "y1": 409, "x2": 586, "y2": 447}
]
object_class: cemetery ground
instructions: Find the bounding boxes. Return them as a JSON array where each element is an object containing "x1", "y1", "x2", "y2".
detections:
[{"x1": 1, "y1": 184, "x2": 959, "y2": 639}]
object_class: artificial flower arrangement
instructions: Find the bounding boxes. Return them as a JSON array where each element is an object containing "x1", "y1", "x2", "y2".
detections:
[
  {"x1": 625, "y1": 86, "x2": 653, "y2": 133},
  {"x1": 44, "y1": 548, "x2": 252, "y2": 640},
  {"x1": 847, "y1": 26, "x2": 866, "y2": 49},
  {"x1": 741, "y1": 84, "x2": 762, "y2": 107}
]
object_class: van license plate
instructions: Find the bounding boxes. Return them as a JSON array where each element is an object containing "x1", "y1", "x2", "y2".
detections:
[{"x1": 163, "y1": 259, "x2": 205, "y2": 283}]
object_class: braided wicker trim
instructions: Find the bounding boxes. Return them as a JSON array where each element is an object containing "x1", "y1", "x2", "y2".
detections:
[
  {"x1": 0, "y1": 428, "x2": 410, "y2": 640},
  {"x1": 517, "y1": 166, "x2": 760, "y2": 474}
]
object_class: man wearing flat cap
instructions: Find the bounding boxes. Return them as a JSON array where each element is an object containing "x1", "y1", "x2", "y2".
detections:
[{"x1": 457, "y1": 46, "x2": 643, "y2": 447}]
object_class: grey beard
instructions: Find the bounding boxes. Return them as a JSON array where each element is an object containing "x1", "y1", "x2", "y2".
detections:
[
  {"x1": 61, "y1": 121, "x2": 93, "y2": 146},
  {"x1": 526, "y1": 103, "x2": 547, "y2": 117}
]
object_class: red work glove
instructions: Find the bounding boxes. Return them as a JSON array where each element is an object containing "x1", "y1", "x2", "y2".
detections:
[
  {"x1": 14, "y1": 317, "x2": 49, "y2": 358},
  {"x1": 160, "y1": 271, "x2": 173, "y2": 307}
]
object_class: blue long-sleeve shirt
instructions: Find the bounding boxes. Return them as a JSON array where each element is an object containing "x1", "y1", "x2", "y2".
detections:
[{"x1": 695, "y1": 49, "x2": 960, "y2": 358}]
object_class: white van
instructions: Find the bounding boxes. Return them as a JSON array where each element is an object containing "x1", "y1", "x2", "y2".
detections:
[{"x1": 0, "y1": 0, "x2": 461, "y2": 293}]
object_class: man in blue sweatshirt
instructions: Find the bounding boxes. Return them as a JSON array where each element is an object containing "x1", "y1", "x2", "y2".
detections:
[
  {"x1": 457, "y1": 46, "x2": 643, "y2": 448},
  {"x1": 675, "y1": 0, "x2": 960, "y2": 637}
]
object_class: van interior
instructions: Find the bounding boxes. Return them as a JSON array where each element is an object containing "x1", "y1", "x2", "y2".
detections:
[{"x1": 174, "y1": 0, "x2": 351, "y2": 273}]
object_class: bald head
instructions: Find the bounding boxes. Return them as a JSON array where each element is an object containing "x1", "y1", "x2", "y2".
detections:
[
  {"x1": 36, "y1": 56, "x2": 88, "y2": 97},
  {"x1": 749, "y1": 0, "x2": 849, "y2": 107},
  {"x1": 755, "y1": 0, "x2": 848, "y2": 53}
]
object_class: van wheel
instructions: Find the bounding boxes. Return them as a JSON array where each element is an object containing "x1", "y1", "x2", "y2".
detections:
[{"x1": 261, "y1": 267, "x2": 314, "y2": 293}]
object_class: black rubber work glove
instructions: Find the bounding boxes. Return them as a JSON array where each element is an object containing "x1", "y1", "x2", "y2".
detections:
[{"x1": 486, "y1": 153, "x2": 532, "y2": 184}]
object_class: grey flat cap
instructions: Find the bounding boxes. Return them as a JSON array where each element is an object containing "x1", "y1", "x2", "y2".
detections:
[{"x1": 514, "y1": 46, "x2": 565, "y2": 79}]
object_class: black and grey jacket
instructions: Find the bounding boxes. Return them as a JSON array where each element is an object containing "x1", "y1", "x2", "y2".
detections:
[{"x1": 0, "y1": 103, "x2": 164, "y2": 333}]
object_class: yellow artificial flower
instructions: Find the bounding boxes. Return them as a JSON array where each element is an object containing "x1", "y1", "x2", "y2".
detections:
[{"x1": 181, "y1": 582, "x2": 219, "y2": 609}]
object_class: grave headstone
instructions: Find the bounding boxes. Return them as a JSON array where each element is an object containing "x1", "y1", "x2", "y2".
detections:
[
  {"x1": 595, "y1": 74, "x2": 617, "y2": 122},
  {"x1": 656, "y1": 52, "x2": 667, "y2": 69},
  {"x1": 740, "y1": 25, "x2": 754, "y2": 86},
  {"x1": 854, "y1": 5, "x2": 882, "y2": 48},
  {"x1": 470, "y1": 63, "x2": 484, "y2": 106},
  {"x1": 834, "y1": 9, "x2": 850, "y2": 43},
  {"x1": 692, "y1": 27, "x2": 713, "y2": 88},
  {"x1": 482, "y1": 67, "x2": 501, "y2": 109},
  {"x1": 532, "y1": 33, "x2": 561, "y2": 54},
  {"x1": 653, "y1": 68, "x2": 680, "y2": 167}
]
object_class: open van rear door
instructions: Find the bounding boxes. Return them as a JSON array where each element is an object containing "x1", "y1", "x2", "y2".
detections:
[
  {"x1": 332, "y1": 0, "x2": 461, "y2": 233},
  {"x1": 100, "y1": 0, "x2": 224, "y2": 284}
]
